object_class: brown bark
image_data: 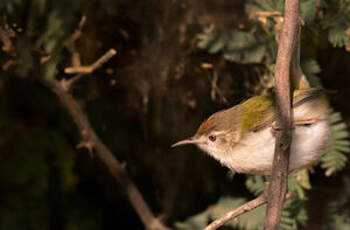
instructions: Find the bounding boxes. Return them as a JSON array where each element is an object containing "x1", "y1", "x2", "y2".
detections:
[
  {"x1": 264, "y1": 0, "x2": 299, "y2": 229},
  {"x1": 38, "y1": 51, "x2": 171, "y2": 230}
]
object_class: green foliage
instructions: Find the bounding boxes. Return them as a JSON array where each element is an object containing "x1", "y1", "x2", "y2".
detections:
[
  {"x1": 197, "y1": 26, "x2": 274, "y2": 64},
  {"x1": 321, "y1": 0, "x2": 350, "y2": 49},
  {"x1": 2, "y1": 129, "x2": 77, "y2": 195},
  {"x1": 245, "y1": 175, "x2": 267, "y2": 196},
  {"x1": 300, "y1": 0, "x2": 318, "y2": 23},
  {"x1": 280, "y1": 200, "x2": 308, "y2": 230},
  {"x1": 300, "y1": 59, "x2": 322, "y2": 87},
  {"x1": 176, "y1": 195, "x2": 307, "y2": 230},
  {"x1": 175, "y1": 196, "x2": 264, "y2": 230},
  {"x1": 2, "y1": 0, "x2": 78, "y2": 78},
  {"x1": 0, "y1": 95, "x2": 78, "y2": 229},
  {"x1": 321, "y1": 112, "x2": 350, "y2": 176},
  {"x1": 176, "y1": 171, "x2": 311, "y2": 230},
  {"x1": 246, "y1": 0, "x2": 350, "y2": 51},
  {"x1": 0, "y1": 128, "x2": 79, "y2": 229},
  {"x1": 323, "y1": 177, "x2": 350, "y2": 230},
  {"x1": 245, "y1": 0, "x2": 284, "y2": 15},
  {"x1": 244, "y1": 171, "x2": 310, "y2": 229},
  {"x1": 197, "y1": 0, "x2": 350, "y2": 67}
]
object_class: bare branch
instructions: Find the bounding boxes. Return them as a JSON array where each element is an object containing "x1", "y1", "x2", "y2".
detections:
[
  {"x1": 210, "y1": 70, "x2": 229, "y2": 105},
  {"x1": 204, "y1": 191, "x2": 268, "y2": 230},
  {"x1": 63, "y1": 48, "x2": 117, "y2": 90},
  {"x1": 38, "y1": 52, "x2": 170, "y2": 230},
  {"x1": 64, "y1": 15, "x2": 87, "y2": 68},
  {"x1": 264, "y1": 0, "x2": 299, "y2": 229}
]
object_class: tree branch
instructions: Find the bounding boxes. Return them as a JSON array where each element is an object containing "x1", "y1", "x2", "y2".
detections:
[
  {"x1": 264, "y1": 0, "x2": 299, "y2": 229},
  {"x1": 203, "y1": 2, "x2": 299, "y2": 229},
  {"x1": 62, "y1": 49, "x2": 117, "y2": 90},
  {"x1": 204, "y1": 191, "x2": 268, "y2": 230},
  {"x1": 38, "y1": 52, "x2": 170, "y2": 230}
]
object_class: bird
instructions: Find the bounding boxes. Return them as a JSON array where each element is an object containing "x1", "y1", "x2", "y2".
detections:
[{"x1": 172, "y1": 88, "x2": 330, "y2": 175}]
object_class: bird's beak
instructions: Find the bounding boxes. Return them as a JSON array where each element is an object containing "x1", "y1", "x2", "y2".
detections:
[{"x1": 171, "y1": 137, "x2": 204, "y2": 147}]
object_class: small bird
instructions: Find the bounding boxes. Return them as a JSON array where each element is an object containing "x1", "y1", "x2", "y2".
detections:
[{"x1": 172, "y1": 88, "x2": 330, "y2": 175}]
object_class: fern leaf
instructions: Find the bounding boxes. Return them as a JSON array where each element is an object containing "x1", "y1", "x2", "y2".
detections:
[
  {"x1": 323, "y1": 177, "x2": 350, "y2": 230},
  {"x1": 321, "y1": 111, "x2": 349, "y2": 176},
  {"x1": 245, "y1": 175, "x2": 267, "y2": 196}
]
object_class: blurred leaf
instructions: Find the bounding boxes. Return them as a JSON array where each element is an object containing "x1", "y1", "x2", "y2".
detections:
[
  {"x1": 300, "y1": 0, "x2": 318, "y2": 23},
  {"x1": 295, "y1": 169, "x2": 311, "y2": 190},
  {"x1": 197, "y1": 24, "x2": 217, "y2": 49},
  {"x1": 175, "y1": 197, "x2": 247, "y2": 230},
  {"x1": 5, "y1": 133, "x2": 49, "y2": 196},
  {"x1": 176, "y1": 192, "x2": 307, "y2": 230},
  {"x1": 328, "y1": 25, "x2": 348, "y2": 48},
  {"x1": 288, "y1": 174, "x2": 307, "y2": 200},
  {"x1": 234, "y1": 203, "x2": 265, "y2": 230},
  {"x1": 245, "y1": 0, "x2": 284, "y2": 14},
  {"x1": 323, "y1": 177, "x2": 350, "y2": 230},
  {"x1": 245, "y1": 175, "x2": 267, "y2": 196},
  {"x1": 320, "y1": 0, "x2": 350, "y2": 50},
  {"x1": 198, "y1": 26, "x2": 270, "y2": 64},
  {"x1": 224, "y1": 30, "x2": 266, "y2": 64},
  {"x1": 301, "y1": 59, "x2": 322, "y2": 87},
  {"x1": 321, "y1": 111, "x2": 350, "y2": 176},
  {"x1": 49, "y1": 131, "x2": 78, "y2": 191}
]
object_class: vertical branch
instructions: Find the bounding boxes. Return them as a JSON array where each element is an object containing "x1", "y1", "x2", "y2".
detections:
[{"x1": 264, "y1": 0, "x2": 299, "y2": 230}]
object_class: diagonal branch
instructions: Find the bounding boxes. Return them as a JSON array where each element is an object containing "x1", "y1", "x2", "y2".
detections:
[
  {"x1": 204, "y1": 191, "x2": 268, "y2": 230},
  {"x1": 264, "y1": 0, "x2": 299, "y2": 229},
  {"x1": 38, "y1": 53, "x2": 171, "y2": 230}
]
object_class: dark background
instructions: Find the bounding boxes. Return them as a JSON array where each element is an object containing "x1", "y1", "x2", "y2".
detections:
[{"x1": 1, "y1": 0, "x2": 350, "y2": 229}]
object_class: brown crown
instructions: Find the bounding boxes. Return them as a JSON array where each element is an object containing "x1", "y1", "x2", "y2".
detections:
[
  {"x1": 194, "y1": 106, "x2": 240, "y2": 138},
  {"x1": 195, "y1": 116, "x2": 215, "y2": 137}
]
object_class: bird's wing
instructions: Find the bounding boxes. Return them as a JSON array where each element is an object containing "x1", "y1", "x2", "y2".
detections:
[{"x1": 247, "y1": 88, "x2": 327, "y2": 133}]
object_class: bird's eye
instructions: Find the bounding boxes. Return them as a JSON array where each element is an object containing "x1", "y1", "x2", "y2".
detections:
[{"x1": 208, "y1": 135, "x2": 216, "y2": 142}]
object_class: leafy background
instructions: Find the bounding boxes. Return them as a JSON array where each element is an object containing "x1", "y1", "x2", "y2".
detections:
[{"x1": 1, "y1": 0, "x2": 350, "y2": 229}]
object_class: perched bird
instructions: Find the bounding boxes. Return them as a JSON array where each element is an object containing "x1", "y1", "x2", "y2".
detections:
[{"x1": 172, "y1": 88, "x2": 330, "y2": 175}]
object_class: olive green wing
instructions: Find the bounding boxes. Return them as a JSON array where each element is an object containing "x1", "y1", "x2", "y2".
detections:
[
  {"x1": 240, "y1": 88, "x2": 327, "y2": 134},
  {"x1": 240, "y1": 92, "x2": 275, "y2": 134}
]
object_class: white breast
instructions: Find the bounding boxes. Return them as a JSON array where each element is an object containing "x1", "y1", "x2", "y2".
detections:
[{"x1": 220, "y1": 120, "x2": 329, "y2": 174}]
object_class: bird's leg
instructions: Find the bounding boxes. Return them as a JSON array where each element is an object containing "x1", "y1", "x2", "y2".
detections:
[
  {"x1": 270, "y1": 118, "x2": 317, "y2": 135},
  {"x1": 270, "y1": 121, "x2": 279, "y2": 137},
  {"x1": 294, "y1": 118, "x2": 317, "y2": 127},
  {"x1": 271, "y1": 121, "x2": 279, "y2": 131}
]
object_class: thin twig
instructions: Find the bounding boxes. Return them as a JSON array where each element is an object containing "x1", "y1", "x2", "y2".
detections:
[
  {"x1": 64, "y1": 15, "x2": 86, "y2": 68},
  {"x1": 204, "y1": 191, "x2": 268, "y2": 230},
  {"x1": 210, "y1": 71, "x2": 229, "y2": 105},
  {"x1": 63, "y1": 48, "x2": 117, "y2": 90},
  {"x1": 38, "y1": 53, "x2": 170, "y2": 230},
  {"x1": 264, "y1": 0, "x2": 299, "y2": 229}
]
